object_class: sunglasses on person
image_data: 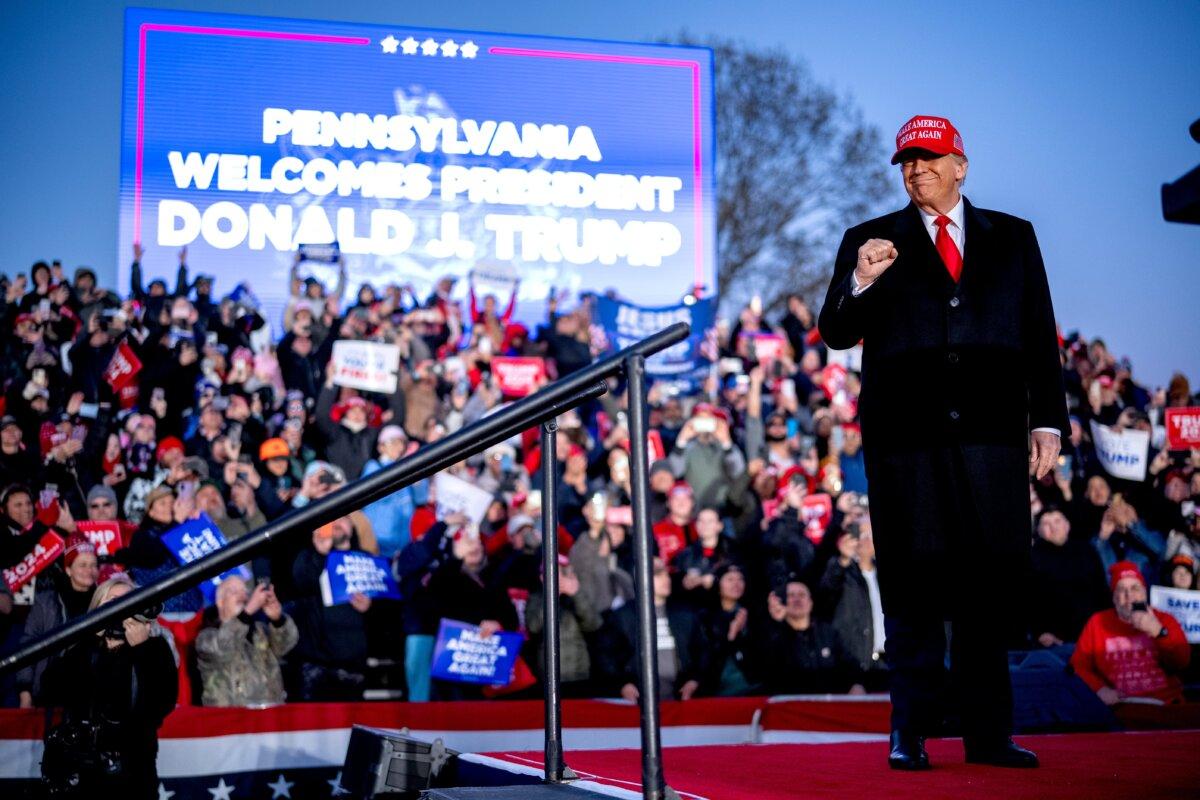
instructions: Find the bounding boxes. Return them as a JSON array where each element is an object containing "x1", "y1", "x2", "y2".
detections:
[{"x1": 89, "y1": 500, "x2": 113, "y2": 509}]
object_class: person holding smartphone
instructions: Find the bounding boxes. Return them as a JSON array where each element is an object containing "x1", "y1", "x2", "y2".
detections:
[{"x1": 1070, "y1": 561, "x2": 1190, "y2": 708}]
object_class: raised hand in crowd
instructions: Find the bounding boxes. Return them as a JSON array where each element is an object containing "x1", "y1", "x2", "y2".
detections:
[{"x1": 244, "y1": 582, "x2": 270, "y2": 616}]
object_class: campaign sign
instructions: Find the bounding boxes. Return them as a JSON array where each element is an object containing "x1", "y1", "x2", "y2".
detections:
[
  {"x1": 1150, "y1": 586, "x2": 1200, "y2": 644},
  {"x1": 2, "y1": 531, "x2": 65, "y2": 593},
  {"x1": 821, "y1": 363, "x2": 848, "y2": 401},
  {"x1": 491, "y1": 356, "x2": 546, "y2": 398},
  {"x1": 319, "y1": 550, "x2": 401, "y2": 606},
  {"x1": 331, "y1": 340, "x2": 401, "y2": 393},
  {"x1": 800, "y1": 493, "x2": 834, "y2": 545},
  {"x1": 743, "y1": 332, "x2": 786, "y2": 367},
  {"x1": 76, "y1": 520, "x2": 134, "y2": 557},
  {"x1": 119, "y1": 9, "x2": 715, "y2": 329},
  {"x1": 1165, "y1": 408, "x2": 1200, "y2": 450},
  {"x1": 594, "y1": 296, "x2": 717, "y2": 388},
  {"x1": 1090, "y1": 420, "x2": 1150, "y2": 482},
  {"x1": 159, "y1": 513, "x2": 249, "y2": 603},
  {"x1": 430, "y1": 619, "x2": 524, "y2": 685},
  {"x1": 103, "y1": 341, "x2": 143, "y2": 390},
  {"x1": 433, "y1": 472, "x2": 494, "y2": 526}
]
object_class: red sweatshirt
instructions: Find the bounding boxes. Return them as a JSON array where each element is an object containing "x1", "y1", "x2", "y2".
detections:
[{"x1": 1070, "y1": 608, "x2": 1190, "y2": 703}]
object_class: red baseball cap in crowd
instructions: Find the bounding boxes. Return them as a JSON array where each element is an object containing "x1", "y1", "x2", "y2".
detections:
[
  {"x1": 891, "y1": 115, "x2": 966, "y2": 164},
  {"x1": 1108, "y1": 560, "x2": 1145, "y2": 591},
  {"x1": 155, "y1": 436, "x2": 184, "y2": 461}
]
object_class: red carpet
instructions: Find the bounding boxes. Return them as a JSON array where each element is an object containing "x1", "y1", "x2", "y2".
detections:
[{"x1": 489, "y1": 730, "x2": 1200, "y2": 799}]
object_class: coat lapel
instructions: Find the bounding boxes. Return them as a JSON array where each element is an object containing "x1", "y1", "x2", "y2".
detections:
[
  {"x1": 893, "y1": 203, "x2": 956, "y2": 292},
  {"x1": 957, "y1": 197, "x2": 993, "y2": 300}
]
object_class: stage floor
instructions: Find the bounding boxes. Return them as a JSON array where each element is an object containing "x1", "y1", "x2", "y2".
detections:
[{"x1": 484, "y1": 730, "x2": 1200, "y2": 800}]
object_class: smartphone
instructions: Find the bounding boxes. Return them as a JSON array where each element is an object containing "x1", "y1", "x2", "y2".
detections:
[
  {"x1": 151, "y1": 387, "x2": 166, "y2": 404},
  {"x1": 787, "y1": 419, "x2": 799, "y2": 439},
  {"x1": 1056, "y1": 454, "x2": 1073, "y2": 482},
  {"x1": 1131, "y1": 601, "x2": 1148, "y2": 613},
  {"x1": 693, "y1": 417, "x2": 717, "y2": 434},
  {"x1": 177, "y1": 480, "x2": 196, "y2": 503}
]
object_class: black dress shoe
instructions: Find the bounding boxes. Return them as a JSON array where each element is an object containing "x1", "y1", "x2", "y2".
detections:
[
  {"x1": 888, "y1": 730, "x2": 931, "y2": 770},
  {"x1": 964, "y1": 738, "x2": 1039, "y2": 768}
]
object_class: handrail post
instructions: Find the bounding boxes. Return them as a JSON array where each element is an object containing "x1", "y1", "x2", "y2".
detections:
[
  {"x1": 540, "y1": 419, "x2": 568, "y2": 783},
  {"x1": 625, "y1": 354, "x2": 667, "y2": 800}
]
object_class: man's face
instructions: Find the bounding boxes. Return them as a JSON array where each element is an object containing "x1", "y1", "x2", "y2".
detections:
[
  {"x1": 1, "y1": 425, "x2": 20, "y2": 448},
  {"x1": 88, "y1": 493, "x2": 118, "y2": 521},
  {"x1": 1037, "y1": 511, "x2": 1070, "y2": 546},
  {"x1": 696, "y1": 509, "x2": 722, "y2": 540},
  {"x1": 217, "y1": 576, "x2": 249, "y2": 622},
  {"x1": 785, "y1": 581, "x2": 812, "y2": 619},
  {"x1": 331, "y1": 518, "x2": 354, "y2": 550},
  {"x1": 199, "y1": 405, "x2": 221, "y2": 430},
  {"x1": 1113, "y1": 577, "x2": 1146, "y2": 622},
  {"x1": 196, "y1": 485, "x2": 225, "y2": 518},
  {"x1": 266, "y1": 456, "x2": 289, "y2": 477},
  {"x1": 901, "y1": 154, "x2": 967, "y2": 212},
  {"x1": 662, "y1": 399, "x2": 684, "y2": 426},
  {"x1": 842, "y1": 428, "x2": 862, "y2": 454},
  {"x1": 650, "y1": 470, "x2": 675, "y2": 494},
  {"x1": 667, "y1": 491, "x2": 694, "y2": 520}
]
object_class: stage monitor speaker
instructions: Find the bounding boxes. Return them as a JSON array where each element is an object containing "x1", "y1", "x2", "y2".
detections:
[{"x1": 341, "y1": 725, "x2": 460, "y2": 798}]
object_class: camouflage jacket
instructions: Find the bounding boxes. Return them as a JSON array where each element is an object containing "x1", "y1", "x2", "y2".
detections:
[{"x1": 195, "y1": 613, "x2": 299, "y2": 706}]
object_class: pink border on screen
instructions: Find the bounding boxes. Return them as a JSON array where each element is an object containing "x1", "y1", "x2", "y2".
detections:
[
  {"x1": 489, "y1": 46, "x2": 708, "y2": 292},
  {"x1": 134, "y1": 24, "x2": 371, "y2": 244}
]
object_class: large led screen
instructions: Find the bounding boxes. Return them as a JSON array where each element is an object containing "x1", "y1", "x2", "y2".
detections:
[{"x1": 119, "y1": 8, "x2": 716, "y2": 324}]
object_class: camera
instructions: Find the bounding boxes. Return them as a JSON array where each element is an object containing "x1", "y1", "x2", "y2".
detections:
[{"x1": 43, "y1": 719, "x2": 122, "y2": 793}]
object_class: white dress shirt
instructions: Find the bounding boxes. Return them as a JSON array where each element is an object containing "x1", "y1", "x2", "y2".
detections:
[{"x1": 848, "y1": 197, "x2": 1059, "y2": 438}]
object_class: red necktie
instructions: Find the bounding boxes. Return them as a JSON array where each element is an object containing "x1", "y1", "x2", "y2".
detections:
[{"x1": 934, "y1": 215, "x2": 962, "y2": 282}]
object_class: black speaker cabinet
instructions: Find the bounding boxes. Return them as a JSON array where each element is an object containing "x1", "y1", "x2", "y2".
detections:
[{"x1": 341, "y1": 725, "x2": 460, "y2": 798}]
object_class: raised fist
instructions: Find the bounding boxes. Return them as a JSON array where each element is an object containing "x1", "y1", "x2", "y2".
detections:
[{"x1": 855, "y1": 238, "x2": 899, "y2": 286}]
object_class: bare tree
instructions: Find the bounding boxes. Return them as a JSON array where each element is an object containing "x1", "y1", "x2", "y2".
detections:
[{"x1": 676, "y1": 35, "x2": 899, "y2": 315}]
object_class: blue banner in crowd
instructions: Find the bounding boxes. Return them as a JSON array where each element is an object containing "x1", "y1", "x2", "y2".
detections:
[
  {"x1": 430, "y1": 619, "x2": 524, "y2": 685},
  {"x1": 319, "y1": 550, "x2": 401, "y2": 607},
  {"x1": 594, "y1": 296, "x2": 717, "y2": 389},
  {"x1": 160, "y1": 513, "x2": 250, "y2": 604}
]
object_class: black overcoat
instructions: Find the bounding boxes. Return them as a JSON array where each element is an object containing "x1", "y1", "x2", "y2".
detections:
[{"x1": 817, "y1": 200, "x2": 1068, "y2": 615}]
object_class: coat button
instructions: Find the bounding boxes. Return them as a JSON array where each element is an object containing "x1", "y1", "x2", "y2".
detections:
[
  {"x1": 949, "y1": 410, "x2": 960, "y2": 421},
  {"x1": 949, "y1": 297, "x2": 960, "y2": 308},
  {"x1": 947, "y1": 352, "x2": 959, "y2": 364}
]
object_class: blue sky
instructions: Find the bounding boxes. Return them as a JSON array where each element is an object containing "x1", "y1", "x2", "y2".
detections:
[{"x1": 2, "y1": 0, "x2": 1197, "y2": 386}]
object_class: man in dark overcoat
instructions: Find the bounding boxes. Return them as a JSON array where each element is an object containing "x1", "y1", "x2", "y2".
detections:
[{"x1": 818, "y1": 115, "x2": 1068, "y2": 770}]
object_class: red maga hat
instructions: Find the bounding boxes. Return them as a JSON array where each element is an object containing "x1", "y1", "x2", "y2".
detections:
[
  {"x1": 891, "y1": 115, "x2": 965, "y2": 165},
  {"x1": 1108, "y1": 560, "x2": 1145, "y2": 591}
]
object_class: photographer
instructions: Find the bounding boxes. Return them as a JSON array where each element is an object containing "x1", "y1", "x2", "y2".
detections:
[{"x1": 40, "y1": 575, "x2": 177, "y2": 799}]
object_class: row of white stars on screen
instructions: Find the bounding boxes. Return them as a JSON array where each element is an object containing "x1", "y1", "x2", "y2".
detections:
[
  {"x1": 157, "y1": 771, "x2": 348, "y2": 800},
  {"x1": 380, "y1": 35, "x2": 479, "y2": 58}
]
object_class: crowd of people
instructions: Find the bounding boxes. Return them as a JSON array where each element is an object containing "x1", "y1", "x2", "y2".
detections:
[{"x1": 0, "y1": 248, "x2": 1196, "y2": 717}]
